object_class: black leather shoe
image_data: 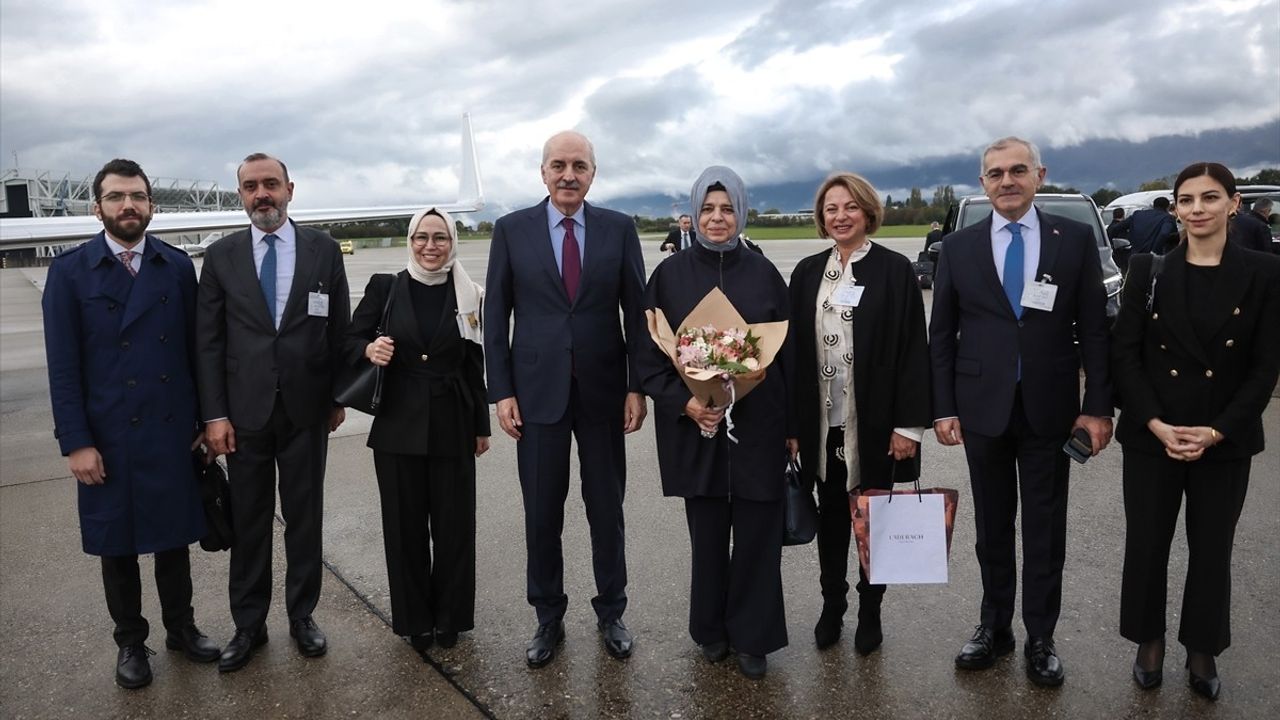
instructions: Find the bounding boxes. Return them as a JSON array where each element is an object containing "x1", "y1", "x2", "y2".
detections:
[
  {"x1": 435, "y1": 630, "x2": 459, "y2": 649},
  {"x1": 700, "y1": 641, "x2": 729, "y2": 663},
  {"x1": 814, "y1": 608, "x2": 843, "y2": 650},
  {"x1": 115, "y1": 644, "x2": 154, "y2": 689},
  {"x1": 955, "y1": 625, "x2": 1016, "y2": 670},
  {"x1": 165, "y1": 623, "x2": 221, "y2": 663},
  {"x1": 1024, "y1": 636, "x2": 1065, "y2": 687},
  {"x1": 854, "y1": 605, "x2": 883, "y2": 656},
  {"x1": 736, "y1": 652, "x2": 767, "y2": 680},
  {"x1": 1133, "y1": 661, "x2": 1163, "y2": 690},
  {"x1": 218, "y1": 626, "x2": 268, "y2": 673},
  {"x1": 289, "y1": 616, "x2": 327, "y2": 657},
  {"x1": 1132, "y1": 638, "x2": 1164, "y2": 690},
  {"x1": 599, "y1": 618, "x2": 633, "y2": 659},
  {"x1": 526, "y1": 620, "x2": 565, "y2": 668},
  {"x1": 409, "y1": 633, "x2": 433, "y2": 655},
  {"x1": 1187, "y1": 655, "x2": 1220, "y2": 701}
]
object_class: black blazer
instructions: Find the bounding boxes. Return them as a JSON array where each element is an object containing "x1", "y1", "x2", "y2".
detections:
[
  {"x1": 196, "y1": 222, "x2": 350, "y2": 432},
  {"x1": 1111, "y1": 243, "x2": 1280, "y2": 459},
  {"x1": 789, "y1": 244, "x2": 932, "y2": 489},
  {"x1": 346, "y1": 272, "x2": 490, "y2": 456},
  {"x1": 929, "y1": 209, "x2": 1112, "y2": 437}
]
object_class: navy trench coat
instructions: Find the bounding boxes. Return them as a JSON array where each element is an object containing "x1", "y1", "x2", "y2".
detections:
[{"x1": 43, "y1": 233, "x2": 205, "y2": 556}]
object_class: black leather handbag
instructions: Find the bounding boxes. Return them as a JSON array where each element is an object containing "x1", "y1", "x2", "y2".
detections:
[
  {"x1": 783, "y1": 457, "x2": 818, "y2": 546},
  {"x1": 334, "y1": 278, "x2": 396, "y2": 415},
  {"x1": 194, "y1": 451, "x2": 234, "y2": 552}
]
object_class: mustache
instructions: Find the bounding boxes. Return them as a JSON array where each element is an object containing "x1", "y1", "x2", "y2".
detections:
[
  {"x1": 555, "y1": 181, "x2": 580, "y2": 190},
  {"x1": 253, "y1": 199, "x2": 278, "y2": 211}
]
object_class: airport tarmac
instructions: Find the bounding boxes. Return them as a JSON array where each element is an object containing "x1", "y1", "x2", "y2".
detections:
[{"x1": 2, "y1": 239, "x2": 1277, "y2": 719}]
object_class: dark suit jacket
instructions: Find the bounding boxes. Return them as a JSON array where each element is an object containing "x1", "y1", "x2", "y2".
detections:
[
  {"x1": 483, "y1": 199, "x2": 646, "y2": 424},
  {"x1": 1231, "y1": 211, "x2": 1273, "y2": 254},
  {"x1": 660, "y1": 229, "x2": 693, "y2": 252},
  {"x1": 790, "y1": 244, "x2": 932, "y2": 489},
  {"x1": 345, "y1": 272, "x2": 489, "y2": 456},
  {"x1": 1111, "y1": 243, "x2": 1280, "y2": 458},
  {"x1": 43, "y1": 233, "x2": 205, "y2": 555},
  {"x1": 196, "y1": 221, "x2": 351, "y2": 432},
  {"x1": 930, "y1": 209, "x2": 1111, "y2": 437}
]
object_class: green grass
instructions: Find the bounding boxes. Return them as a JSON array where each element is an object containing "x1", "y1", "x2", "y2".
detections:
[{"x1": 741, "y1": 224, "x2": 930, "y2": 240}]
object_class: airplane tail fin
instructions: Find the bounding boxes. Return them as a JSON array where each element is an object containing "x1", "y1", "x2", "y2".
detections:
[{"x1": 455, "y1": 112, "x2": 484, "y2": 212}]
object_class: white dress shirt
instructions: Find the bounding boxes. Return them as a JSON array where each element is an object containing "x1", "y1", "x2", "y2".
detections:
[
  {"x1": 990, "y1": 207, "x2": 1041, "y2": 288},
  {"x1": 250, "y1": 221, "x2": 296, "y2": 329}
]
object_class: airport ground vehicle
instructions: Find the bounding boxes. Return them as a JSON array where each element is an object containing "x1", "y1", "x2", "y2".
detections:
[
  {"x1": 926, "y1": 194, "x2": 1126, "y2": 320},
  {"x1": 339, "y1": 239, "x2": 355, "y2": 255}
]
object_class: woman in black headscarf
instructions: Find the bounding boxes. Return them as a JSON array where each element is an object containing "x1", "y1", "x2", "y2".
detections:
[
  {"x1": 345, "y1": 207, "x2": 490, "y2": 655},
  {"x1": 637, "y1": 166, "x2": 795, "y2": 680}
]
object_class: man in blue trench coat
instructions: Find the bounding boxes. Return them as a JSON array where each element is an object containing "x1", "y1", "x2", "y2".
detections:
[{"x1": 42, "y1": 159, "x2": 221, "y2": 689}]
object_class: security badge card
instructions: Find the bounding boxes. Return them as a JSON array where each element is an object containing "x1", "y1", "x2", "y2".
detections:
[
  {"x1": 831, "y1": 276, "x2": 865, "y2": 307},
  {"x1": 1021, "y1": 274, "x2": 1057, "y2": 312},
  {"x1": 308, "y1": 286, "x2": 329, "y2": 317}
]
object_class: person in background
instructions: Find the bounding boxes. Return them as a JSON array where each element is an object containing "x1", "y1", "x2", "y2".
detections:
[
  {"x1": 43, "y1": 158, "x2": 219, "y2": 689},
  {"x1": 346, "y1": 207, "x2": 490, "y2": 655},
  {"x1": 1231, "y1": 196, "x2": 1273, "y2": 253},
  {"x1": 790, "y1": 172, "x2": 931, "y2": 655},
  {"x1": 1112, "y1": 197, "x2": 1178, "y2": 254},
  {"x1": 660, "y1": 214, "x2": 695, "y2": 254},
  {"x1": 1111, "y1": 162, "x2": 1280, "y2": 701}
]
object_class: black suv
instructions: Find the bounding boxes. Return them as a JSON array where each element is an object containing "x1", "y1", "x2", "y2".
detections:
[{"x1": 926, "y1": 193, "x2": 1126, "y2": 319}]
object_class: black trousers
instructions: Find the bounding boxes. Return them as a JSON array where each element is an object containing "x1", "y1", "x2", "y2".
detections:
[
  {"x1": 101, "y1": 546, "x2": 194, "y2": 647},
  {"x1": 962, "y1": 387, "x2": 1070, "y2": 637},
  {"x1": 1120, "y1": 450, "x2": 1251, "y2": 655},
  {"x1": 226, "y1": 397, "x2": 329, "y2": 630},
  {"x1": 373, "y1": 451, "x2": 476, "y2": 636},
  {"x1": 517, "y1": 379, "x2": 627, "y2": 625},
  {"x1": 815, "y1": 427, "x2": 886, "y2": 615},
  {"x1": 684, "y1": 496, "x2": 788, "y2": 656}
]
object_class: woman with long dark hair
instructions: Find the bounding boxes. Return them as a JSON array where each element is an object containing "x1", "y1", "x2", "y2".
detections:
[{"x1": 1111, "y1": 162, "x2": 1280, "y2": 701}]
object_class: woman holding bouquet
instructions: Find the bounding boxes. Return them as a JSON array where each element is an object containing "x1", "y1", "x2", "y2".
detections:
[
  {"x1": 789, "y1": 172, "x2": 931, "y2": 654},
  {"x1": 1112, "y1": 162, "x2": 1280, "y2": 700},
  {"x1": 637, "y1": 166, "x2": 796, "y2": 680},
  {"x1": 344, "y1": 207, "x2": 490, "y2": 655}
]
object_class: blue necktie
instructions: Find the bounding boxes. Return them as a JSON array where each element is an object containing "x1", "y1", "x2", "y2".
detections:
[
  {"x1": 260, "y1": 233, "x2": 278, "y2": 328},
  {"x1": 1003, "y1": 222, "x2": 1024, "y2": 319}
]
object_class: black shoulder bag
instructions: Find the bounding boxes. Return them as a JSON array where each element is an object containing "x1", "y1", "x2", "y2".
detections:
[{"x1": 334, "y1": 276, "x2": 396, "y2": 415}]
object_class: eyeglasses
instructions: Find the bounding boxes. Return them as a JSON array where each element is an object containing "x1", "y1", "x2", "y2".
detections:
[
  {"x1": 410, "y1": 235, "x2": 451, "y2": 246},
  {"x1": 982, "y1": 165, "x2": 1035, "y2": 182},
  {"x1": 100, "y1": 192, "x2": 152, "y2": 204}
]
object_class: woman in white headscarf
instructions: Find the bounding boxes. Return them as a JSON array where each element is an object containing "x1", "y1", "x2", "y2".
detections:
[
  {"x1": 344, "y1": 207, "x2": 489, "y2": 655},
  {"x1": 637, "y1": 166, "x2": 796, "y2": 680}
]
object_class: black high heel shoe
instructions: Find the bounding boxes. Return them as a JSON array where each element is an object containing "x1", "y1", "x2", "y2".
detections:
[
  {"x1": 1132, "y1": 638, "x2": 1164, "y2": 690},
  {"x1": 1186, "y1": 655, "x2": 1220, "y2": 701}
]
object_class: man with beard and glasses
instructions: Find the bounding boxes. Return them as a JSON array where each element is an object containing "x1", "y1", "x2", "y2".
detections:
[
  {"x1": 484, "y1": 130, "x2": 647, "y2": 668},
  {"x1": 196, "y1": 153, "x2": 350, "y2": 673},
  {"x1": 42, "y1": 158, "x2": 221, "y2": 689}
]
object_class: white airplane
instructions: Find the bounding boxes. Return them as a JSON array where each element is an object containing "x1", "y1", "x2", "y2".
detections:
[{"x1": 0, "y1": 113, "x2": 484, "y2": 247}]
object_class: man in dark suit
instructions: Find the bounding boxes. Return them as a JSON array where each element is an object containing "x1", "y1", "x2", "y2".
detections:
[
  {"x1": 43, "y1": 159, "x2": 221, "y2": 689},
  {"x1": 196, "y1": 153, "x2": 350, "y2": 672},
  {"x1": 660, "y1": 214, "x2": 695, "y2": 253},
  {"x1": 484, "y1": 130, "x2": 647, "y2": 668},
  {"x1": 1232, "y1": 197, "x2": 1273, "y2": 253},
  {"x1": 1112, "y1": 197, "x2": 1178, "y2": 254},
  {"x1": 930, "y1": 136, "x2": 1112, "y2": 687}
]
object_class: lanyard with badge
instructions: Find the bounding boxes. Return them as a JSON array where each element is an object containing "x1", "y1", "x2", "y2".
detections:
[
  {"x1": 1021, "y1": 273, "x2": 1057, "y2": 312},
  {"x1": 308, "y1": 281, "x2": 330, "y2": 317},
  {"x1": 830, "y1": 272, "x2": 864, "y2": 307}
]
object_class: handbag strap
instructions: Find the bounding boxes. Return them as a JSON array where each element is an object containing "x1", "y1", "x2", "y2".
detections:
[{"x1": 376, "y1": 274, "x2": 398, "y2": 335}]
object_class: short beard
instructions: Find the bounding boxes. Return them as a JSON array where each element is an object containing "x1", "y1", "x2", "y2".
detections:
[
  {"x1": 248, "y1": 204, "x2": 286, "y2": 232},
  {"x1": 102, "y1": 213, "x2": 150, "y2": 244}
]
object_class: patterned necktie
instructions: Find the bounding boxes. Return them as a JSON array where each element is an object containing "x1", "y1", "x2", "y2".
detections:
[
  {"x1": 561, "y1": 218, "x2": 580, "y2": 302},
  {"x1": 117, "y1": 250, "x2": 138, "y2": 277},
  {"x1": 260, "y1": 233, "x2": 278, "y2": 327},
  {"x1": 1003, "y1": 222, "x2": 1024, "y2": 319}
]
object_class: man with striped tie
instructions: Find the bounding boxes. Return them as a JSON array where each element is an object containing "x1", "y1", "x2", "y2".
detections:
[
  {"x1": 196, "y1": 153, "x2": 350, "y2": 673},
  {"x1": 929, "y1": 136, "x2": 1112, "y2": 688},
  {"x1": 42, "y1": 159, "x2": 221, "y2": 688}
]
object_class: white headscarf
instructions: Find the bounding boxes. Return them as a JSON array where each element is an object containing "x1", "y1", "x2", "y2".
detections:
[{"x1": 405, "y1": 207, "x2": 484, "y2": 345}]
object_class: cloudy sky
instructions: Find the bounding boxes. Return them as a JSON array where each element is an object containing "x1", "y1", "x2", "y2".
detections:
[{"x1": 2, "y1": 0, "x2": 1277, "y2": 217}]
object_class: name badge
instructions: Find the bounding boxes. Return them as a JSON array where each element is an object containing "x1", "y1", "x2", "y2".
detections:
[
  {"x1": 831, "y1": 282, "x2": 865, "y2": 307},
  {"x1": 1021, "y1": 280, "x2": 1057, "y2": 312},
  {"x1": 308, "y1": 292, "x2": 330, "y2": 317}
]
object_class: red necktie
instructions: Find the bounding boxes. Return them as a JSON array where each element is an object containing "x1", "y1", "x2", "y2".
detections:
[
  {"x1": 117, "y1": 250, "x2": 138, "y2": 277},
  {"x1": 561, "y1": 217, "x2": 580, "y2": 302}
]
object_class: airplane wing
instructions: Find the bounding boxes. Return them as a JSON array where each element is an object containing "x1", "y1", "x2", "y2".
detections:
[{"x1": 0, "y1": 113, "x2": 484, "y2": 246}]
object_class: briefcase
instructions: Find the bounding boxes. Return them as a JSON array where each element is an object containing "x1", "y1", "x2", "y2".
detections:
[{"x1": 193, "y1": 451, "x2": 234, "y2": 552}]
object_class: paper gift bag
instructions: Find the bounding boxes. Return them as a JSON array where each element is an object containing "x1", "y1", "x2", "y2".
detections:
[{"x1": 851, "y1": 486, "x2": 959, "y2": 585}]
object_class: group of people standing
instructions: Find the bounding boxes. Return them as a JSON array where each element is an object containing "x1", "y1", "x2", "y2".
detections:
[{"x1": 43, "y1": 131, "x2": 1278, "y2": 704}]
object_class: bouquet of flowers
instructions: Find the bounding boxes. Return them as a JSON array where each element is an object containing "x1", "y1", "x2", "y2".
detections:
[{"x1": 647, "y1": 287, "x2": 788, "y2": 412}]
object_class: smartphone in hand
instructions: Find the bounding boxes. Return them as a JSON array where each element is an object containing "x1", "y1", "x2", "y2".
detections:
[{"x1": 1063, "y1": 427, "x2": 1093, "y2": 464}]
